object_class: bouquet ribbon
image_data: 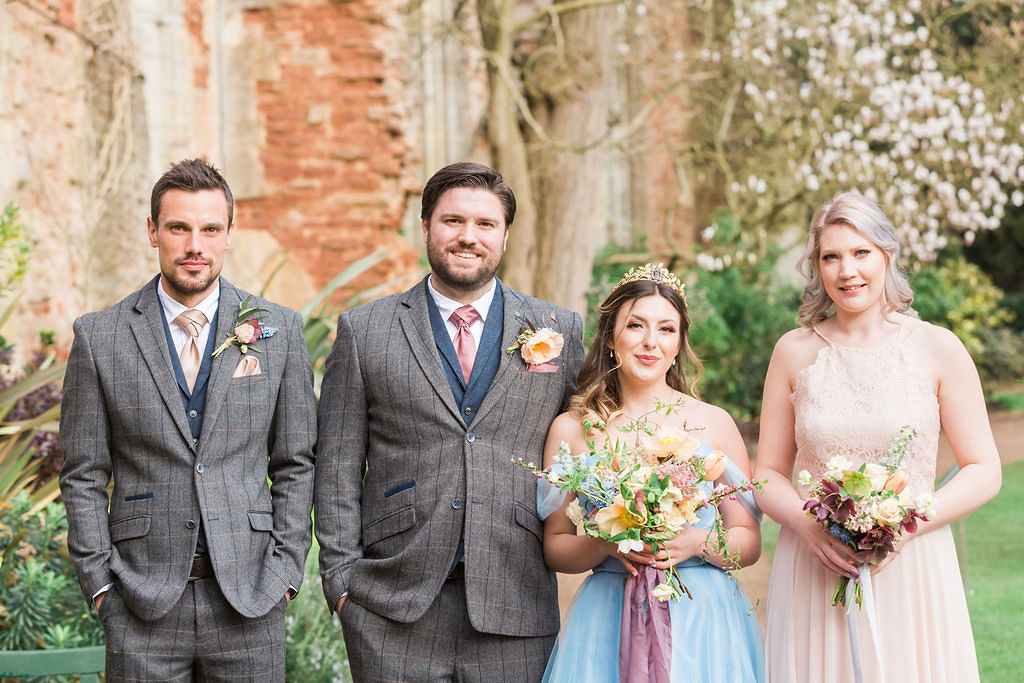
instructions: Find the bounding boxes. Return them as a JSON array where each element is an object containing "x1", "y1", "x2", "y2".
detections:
[
  {"x1": 619, "y1": 565, "x2": 672, "y2": 683},
  {"x1": 845, "y1": 563, "x2": 886, "y2": 683}
]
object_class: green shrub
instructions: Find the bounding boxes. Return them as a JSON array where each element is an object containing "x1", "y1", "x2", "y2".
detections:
[
  {"x1": 0, "y1": 493, "x2": 102, "y2": 650},
  {"x1": 686, "y1": 211, "x2": 800, "y2": 424},
  {"x1": 911, "y1": 254, "x2": 1023, "y2": 384},
  {"x1": 285, "y1": 545, "x2": 351, "y2": 682}
]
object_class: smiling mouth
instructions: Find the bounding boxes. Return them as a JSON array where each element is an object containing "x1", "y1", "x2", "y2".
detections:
[
  {"x1": 838, "y1": 284, "x2": 865, "y2": 292},
  {"x1": 450, "y1": 250, "x2": 480, "y2": 261},
  {"x1": 635, "y1": 355, "x2": 660, "y2": 365}
]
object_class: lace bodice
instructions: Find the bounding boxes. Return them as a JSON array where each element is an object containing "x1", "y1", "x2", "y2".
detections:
[{"x1": 791, "y1": 320, "x2": 940, "y2": 494}]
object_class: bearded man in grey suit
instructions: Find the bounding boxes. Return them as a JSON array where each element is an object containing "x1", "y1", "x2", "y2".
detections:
[
  {"x1": 315, "y1": 162, "x2": 585, "y2": 681},
  {"x1": 59, "y1": 158, "x2": 316, "y2": 681}
]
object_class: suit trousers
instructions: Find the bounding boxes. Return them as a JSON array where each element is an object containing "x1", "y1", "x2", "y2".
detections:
[
  {"x1": 99, "y1": 578, "x2": 287, "y2": 682},
  {"x1": 341, "y1": 578, "x2": 555, "y2": 682}
]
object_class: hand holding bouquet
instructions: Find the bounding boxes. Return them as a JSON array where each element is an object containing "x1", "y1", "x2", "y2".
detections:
[
  {"x1": 799, "y1": 426, "x2": 936, "y2": 608},
  {"x1": 517, "y1": 407, "x2": 757, "y2": 602}
]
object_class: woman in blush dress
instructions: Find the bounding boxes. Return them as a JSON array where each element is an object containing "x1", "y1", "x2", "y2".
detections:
[
  {"x1": 538, "y1": 263, "x2": 764, "y2": 683},
  {"x1": 754, "y1": 192, "x2": 1001, "y2": 682}
]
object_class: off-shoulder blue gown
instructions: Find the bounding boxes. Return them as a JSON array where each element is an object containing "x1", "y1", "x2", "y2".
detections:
[{"x1": 539, "y1": 452, "x2": 766, "y2": 682}]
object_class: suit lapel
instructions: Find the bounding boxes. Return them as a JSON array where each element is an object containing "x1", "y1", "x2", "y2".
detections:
[
  {"x1": 398, "y1": 279, "x2": 463, "y2": 424},
  {"x1": 199, "y1": 280, "x2": 244, "y2": 446},
  {"x1": 129, "y1": 277, "x2": 196, "y2": 448}
]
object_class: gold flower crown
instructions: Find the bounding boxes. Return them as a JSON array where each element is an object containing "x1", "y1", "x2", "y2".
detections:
[{"x1": 612, "y1": 263, "x2": 686, "y2": 303}]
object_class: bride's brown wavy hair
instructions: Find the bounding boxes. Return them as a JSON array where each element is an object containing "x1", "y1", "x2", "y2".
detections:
[{"x1": 570, "y1": 279, "x2": 702, "y2": 428}]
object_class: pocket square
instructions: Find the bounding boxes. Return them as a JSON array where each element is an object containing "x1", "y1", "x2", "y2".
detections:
[
  {"x1": 233, "y1": 355, "x2": 262, "y2": 378},
  {"x1": 526, "y1": 361, "x2": 559, "y2": 373}
]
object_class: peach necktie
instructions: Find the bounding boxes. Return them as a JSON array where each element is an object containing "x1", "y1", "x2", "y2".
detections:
[{"x1": 174, "y1": 309, "x2": 208, "y2": 392}]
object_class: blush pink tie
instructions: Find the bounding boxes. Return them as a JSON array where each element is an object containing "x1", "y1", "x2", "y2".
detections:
[
  {"x1": 449, "y1": 305, "x2": 480, "y2": 384},
  {"x1": 174, "y1": 309, "x2": 208, "y2": 392}
]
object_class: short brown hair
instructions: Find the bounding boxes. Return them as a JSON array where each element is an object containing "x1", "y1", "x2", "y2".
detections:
[
  {"x1": 150, "y1": 158, "x2": 234, "y2": 226},
  {"x1": 420, "y1": 162, "x2": 516, "y2": 227}
]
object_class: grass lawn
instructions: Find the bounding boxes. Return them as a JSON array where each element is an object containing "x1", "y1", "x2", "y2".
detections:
[
  {"x1": 964, "y1": 460, "x2": 1024, "y2": 682},
  {"x1": 758, "y1": 461, "x2": 1024, "y2": 681}
]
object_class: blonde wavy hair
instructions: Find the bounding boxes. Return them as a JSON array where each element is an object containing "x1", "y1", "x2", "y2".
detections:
[
  {"x1": 797, "y1": 192, "x2": 917, "y2": 327},
  {"x1": 570, "y1": 278, "x2": 702, "y2": 428}
]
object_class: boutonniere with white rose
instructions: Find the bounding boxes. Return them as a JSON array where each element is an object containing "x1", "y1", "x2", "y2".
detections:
[
  {"x1": 212, "y1": 295, "x2": 278, "y2": 358},
  {"x1": 506, "y1": 316, "x2": 564, "y2": 372}
]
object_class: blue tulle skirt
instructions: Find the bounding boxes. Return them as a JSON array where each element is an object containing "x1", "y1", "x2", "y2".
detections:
[{"x1": 542, "y1": 558, "x2": 765, "y2": 682}]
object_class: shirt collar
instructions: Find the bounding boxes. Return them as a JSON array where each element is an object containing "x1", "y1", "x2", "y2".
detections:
[
  {"x1": 156, "y1": 276, "x2": 221, "y2": 325},
  {"x1": 426, "y1": 276, "x2": 496, "y2": 323}
]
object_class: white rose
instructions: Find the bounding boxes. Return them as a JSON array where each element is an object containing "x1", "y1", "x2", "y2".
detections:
[
  {"x1": 797, "y1": 470, "x2": 814, "y2": 487},
  {"x1": 617, "y1": 538, "x2": 644, "y2": 555},
  {"x1": 651, "y1": 583, "x2": 677, "y2": 603},
  {"x1": 869, "y1": 497, "x2": 904, "y2": 525},
  {"x1": 825, "y1": 455, "x2": 852, "y2": 478},
  {"x1": 912, "y1": 492, "x2": 937, "y2": 518},
  {"x1": 565, "y1": 499, "x2": 584, "y2": 528},
  {"x1": 863, "y1": 463, "x2": 889, "y2": 490}
]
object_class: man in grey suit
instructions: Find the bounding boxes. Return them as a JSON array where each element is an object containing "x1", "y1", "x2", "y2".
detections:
[
  {"x1": 315, "y1": 162, "x2": 585, "y2": 681},
  {"x1": 59, "y1": 158, "x2": 316, "y2": 680}
]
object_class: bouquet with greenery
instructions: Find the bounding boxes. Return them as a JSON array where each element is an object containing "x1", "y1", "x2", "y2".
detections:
[
  {"x1": 518, "y1": 405, "x2": 757, "y2": 602},
  {"x1": 800, "y1": 426, "x2": 935, "y2": 608}
]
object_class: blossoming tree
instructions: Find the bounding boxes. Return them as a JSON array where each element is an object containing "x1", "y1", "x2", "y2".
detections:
[{"x1": 682, "y1": 0, "x2": 1024, "y2": 262}]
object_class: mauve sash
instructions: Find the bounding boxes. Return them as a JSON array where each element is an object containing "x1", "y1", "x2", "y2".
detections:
[{"x1": 618, "y1": 565, "x2": 672, "y2": 683}]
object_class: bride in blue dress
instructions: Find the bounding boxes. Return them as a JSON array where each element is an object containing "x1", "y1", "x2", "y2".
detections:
[{"x1": 538, "y1": 265, "x2": 765, "y2": 682}]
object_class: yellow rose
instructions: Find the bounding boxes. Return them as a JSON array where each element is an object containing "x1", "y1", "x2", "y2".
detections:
[
  {"x1": 869, "y1": 497, "x2": 903, "y2": 526},
  {"x1": 521, "y1": 328, "x2": 564, "y2": 364},
  {"x1": 593, "y1": 496, "x2": 645, "y2": 537},
  {"x1": 863, "y1": 463, "x2": 889, "y2": 490},
  {"x1": 644, "y1": 425, "x2": 700, "y2": 461}
]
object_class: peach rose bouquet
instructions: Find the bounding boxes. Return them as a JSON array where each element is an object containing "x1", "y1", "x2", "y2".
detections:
[
  {"x1": 515, "y1": 404, "x2": 758, "y2": 602},
  {"x1": 800, "y1": 426, "x2": 933, "y2": 608}
]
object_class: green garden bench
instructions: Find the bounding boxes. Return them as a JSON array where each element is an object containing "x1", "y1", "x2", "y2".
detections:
[{"x1": 0, "y1": 645, "x2": 105, "y2": 681}]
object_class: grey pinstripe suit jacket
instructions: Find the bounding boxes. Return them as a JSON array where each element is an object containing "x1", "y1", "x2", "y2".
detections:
[
  {"x1": 315, "y1": 278, "x2": 584, "y2": 637},
  {"x1": 59, "y1": 277, "x2": 316, "y2": 622}
]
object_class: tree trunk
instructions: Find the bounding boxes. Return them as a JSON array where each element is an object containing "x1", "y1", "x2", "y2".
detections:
[
  {"x1": 526, "y1": 2, "x2": 619, "y2": 315},
  {"x1": 477, "y1": 0, "x2": 538, "y2": 294}
]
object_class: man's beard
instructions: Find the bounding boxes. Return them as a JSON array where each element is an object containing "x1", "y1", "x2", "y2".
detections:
[
  {"x1": 426, "y1": 242, "x2": 501, "y2": 295},
  {"x1": 163, "y1": 260, "x2": 220, "y2": 299}
]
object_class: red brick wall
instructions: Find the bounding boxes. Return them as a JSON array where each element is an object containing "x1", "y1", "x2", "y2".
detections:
[{"x1": 237, "y1": 0, "x2": 420, "y2": 296}]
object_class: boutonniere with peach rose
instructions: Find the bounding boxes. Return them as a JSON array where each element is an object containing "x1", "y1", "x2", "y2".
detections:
[
  {"x1": 212, "y1": 295, "x2": 278, "y2": 358},
  {"x1": 506, "y1": 315, "x2": 564, "y2": 372}
]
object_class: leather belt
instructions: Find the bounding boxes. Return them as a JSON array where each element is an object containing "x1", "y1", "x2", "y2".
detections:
[
  {"x1": 188, "y1": 555, "x2": 213, "y2": 581},
  {"x1": 446, "y1": 561, "x2": 465, "y2": 581}
]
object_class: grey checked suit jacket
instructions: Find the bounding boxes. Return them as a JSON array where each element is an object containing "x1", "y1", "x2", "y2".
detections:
[
  {"x1": 315, "y1": 278, "x2": 584, "y2": 637},
  {"x1": 59, "y1": 277, "x2": 316, "y2": 621}
]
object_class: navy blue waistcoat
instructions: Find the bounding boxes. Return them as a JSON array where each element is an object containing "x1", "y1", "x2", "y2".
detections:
[{"x1": 426, "y1": 283, "x2": 504, "y2": 427}]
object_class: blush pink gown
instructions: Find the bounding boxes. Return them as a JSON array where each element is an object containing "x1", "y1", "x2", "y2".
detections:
[{"x1": 765, "y1": 319, "x2": 980, "y2": 682}]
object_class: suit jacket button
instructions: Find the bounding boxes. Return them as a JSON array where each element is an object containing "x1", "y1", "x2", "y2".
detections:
[
  {"x1": 466, "y1": 432, "x2": 475, "y2": 443},
  {"x1": 452, "y1": 498, "x2": 463, "y2": 509},
  {"x1": 196, "y1": 463, "x2": 204, "y2": 474},
  {"x1": 193, "y1": 438, "x2": 199, "y2": 446},
  {"x1": 185, "y1": 520, "x2": 197, "y2": 529},
  {"x1": 188, "y1": 409, "x2": 198, "y2": 418}
]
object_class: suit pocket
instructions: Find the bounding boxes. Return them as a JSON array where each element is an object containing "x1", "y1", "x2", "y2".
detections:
[
  {"x1": 514, "y1": 503, "x2": 543, "y2": 542},
  {"x1": 362, "y1": 506, "x2": 416, "y2": 549},
  {"x1": 109, "y1": 514, "x2": 151, "y2": 542},
  {"x1": 248, "y1": 510, "x2": 274, "y2": 531}
]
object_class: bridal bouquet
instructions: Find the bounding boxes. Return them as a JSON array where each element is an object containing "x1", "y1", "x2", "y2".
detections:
[
  {"x1": 517, "y1": 407, "x2": 757, "y2": 602},
  {"x1": 799, "y1": 426, "x2": 935, "y2": 608}
]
